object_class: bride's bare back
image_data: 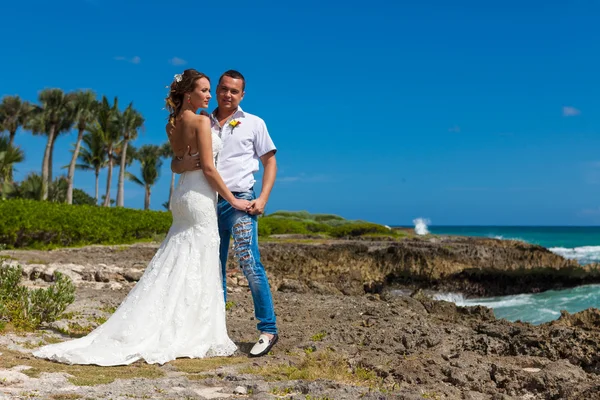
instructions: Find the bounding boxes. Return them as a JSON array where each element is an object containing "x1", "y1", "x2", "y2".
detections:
[{"x1": 166, "y1": 112, "x2": 205, "y2": 157}]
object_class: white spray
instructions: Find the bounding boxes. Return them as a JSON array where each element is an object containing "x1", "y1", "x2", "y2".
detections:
[{"x1": 413, "y1": 218, "x2": 430, "y2": 235}]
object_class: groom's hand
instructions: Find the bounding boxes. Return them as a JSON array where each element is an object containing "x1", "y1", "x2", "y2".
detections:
[
  {"x1": 172, "y1": 146, "x2": 202, "y2": 173},
  {"x1": 247, "y1": 197, "x2": 266, "y2": 215}
]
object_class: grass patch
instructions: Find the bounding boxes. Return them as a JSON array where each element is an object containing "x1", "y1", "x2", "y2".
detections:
[
  {"x1": 169, "y1": 356, "x2": 247, "y2": 374},
  {"x1": 26, "y1": 259, "x2": 48, "y2": 265},
  {"x1": 99, "y1": 305, "x2": 117, "y2": 314},
  {"x1": 19, "y1": 340, "x2": 45, "y2": 349},
  {"x1": 310, "y1": 331, "x2": 327, "y2": 341},
  {"x1": 87, "y1": 315, "x2": 107, "y2": 325},
  {"x1": 271, "y1": 386, "x2": 294, "y2": 396},
  {"x1": 55, "y1": 322, "x2": 95, "y2": 337},
  {"x1": 225, "y1": 301, "x2": 235, "y2": 311},
  {"x1": 42, "y1": 334, "x2": 64, "y2": 344},
  {"x1": 49, "y1": 394, "x2": 83, "y2": 400},
  {"x1": 242, "y1": 350, "x2": 381, "y2": 387},
  {"x1": 0, "y1": 346, "x2": 163, "y2": 386}
]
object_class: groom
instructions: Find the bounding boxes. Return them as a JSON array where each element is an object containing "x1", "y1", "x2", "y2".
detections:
[{"x1": 172, "y1": 70, "x2": 279, "y2": 358}]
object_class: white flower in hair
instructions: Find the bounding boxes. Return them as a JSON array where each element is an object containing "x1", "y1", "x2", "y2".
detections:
[{"x1": 174, "y1": 74, "x2": 183, "y2": 82}]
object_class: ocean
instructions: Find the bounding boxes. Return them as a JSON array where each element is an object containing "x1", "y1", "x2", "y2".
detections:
[{"x1": 404, "y1": 224, "x2": 600, "y2": 325}]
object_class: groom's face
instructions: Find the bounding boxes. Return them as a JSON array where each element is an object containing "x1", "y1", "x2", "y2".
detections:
[{"x1": 217, "y1": 76, "x2": 245, "y2": 112}]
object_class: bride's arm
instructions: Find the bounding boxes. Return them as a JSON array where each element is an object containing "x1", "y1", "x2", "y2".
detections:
[{"x1": 196, "y1": 115, "x2": 249, "y2": 210}]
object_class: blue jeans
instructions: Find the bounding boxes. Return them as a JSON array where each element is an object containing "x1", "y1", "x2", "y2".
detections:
[{"x1": 218, "y1": 189, "x2": 278, "y2": 335}]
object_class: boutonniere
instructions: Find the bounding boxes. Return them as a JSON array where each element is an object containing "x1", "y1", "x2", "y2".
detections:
[{"x1": 229, "y1": 119, "x2": 241, "y2": 134}]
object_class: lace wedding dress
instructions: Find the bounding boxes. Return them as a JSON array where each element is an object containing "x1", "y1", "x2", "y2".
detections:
[{"x1": 33, "y1": 133, "x2": 237, "y2": 366}]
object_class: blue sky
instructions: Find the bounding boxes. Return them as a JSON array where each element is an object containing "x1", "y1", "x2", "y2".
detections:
[{"x1": 1, "y1": 0, "x2": 600, "y2": 225}]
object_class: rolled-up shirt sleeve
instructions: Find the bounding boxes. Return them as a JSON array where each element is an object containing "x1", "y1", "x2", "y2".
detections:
[{"x1": 254, "y1": 118, "x2": 277, "y2": 157}]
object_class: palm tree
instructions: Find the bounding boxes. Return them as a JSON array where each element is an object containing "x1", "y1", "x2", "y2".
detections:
[
  {"x1": 76, "y1": 131, "x2": 107, "y2": 204},
  {"x1": 12, "y1": 172, "x2": 68, "y2": 203},
  {"x1": 90, "y1": 96, "x2": 120, "y2": 207},
  {"x1": 0, "y1": 96, "x2": 33, "y2": 147},
  {"x1": 160, "y1": 142, "x2": 175, "y2": 210},
  {"x1": 14, "y1": 172, "x2": 43, "y2": 200},
  {"x1": 28, "y1": 89, "x2": 74, "y2": 200},
  {"x1": 49, "y1": 117, "x2": 75, "y2": 184},
  {"x1": 0, "y1": 136, "x2": 24, "y2": 198},
  {"x1": 116, "y1": 103, "x2": 144, "y2": 207},
  {"x1": 0, "y1": 96, "x2": 32, "y2": 182},
  {"x1": 127, "y1": 144, "x2": 163, "y2": 210},
  {"x1": 0, "y1": 136, "x2": 24, "y2": 183},
  {"x1": 66, "y1": 90, "x2": 98, "y2": 205},
  {"x1": 48, "y1": 175, "x2": 68, "y2": 203}
]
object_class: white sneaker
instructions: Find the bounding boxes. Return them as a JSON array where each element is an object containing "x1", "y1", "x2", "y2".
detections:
[{"x1": 249, "y1": 333, "x2": 279, "y2": 357}]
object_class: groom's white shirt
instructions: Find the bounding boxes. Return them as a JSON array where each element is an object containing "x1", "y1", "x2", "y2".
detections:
[{"x1": 211, "y1": 106, "x2": 276, "y2": 193}]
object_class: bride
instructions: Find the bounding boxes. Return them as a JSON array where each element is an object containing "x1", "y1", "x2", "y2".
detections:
[{"x1": 34, "y1": 69, "x2": 250, "y2": 366}]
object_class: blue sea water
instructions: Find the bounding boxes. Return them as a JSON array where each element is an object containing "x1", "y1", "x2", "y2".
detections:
[{"x1": 401, "y1": 225, "x2": 600, "y2": 324}]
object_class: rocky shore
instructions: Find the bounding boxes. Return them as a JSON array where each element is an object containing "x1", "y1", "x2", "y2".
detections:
[
  {"x1": 1, "y1": 236, "x2": 600, "y2": 399},
  {"x1": 4, "y1": 235, "x2": 599, "y2": 297}
]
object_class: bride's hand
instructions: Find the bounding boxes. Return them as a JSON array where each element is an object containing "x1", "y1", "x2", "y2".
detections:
[{"x1": 231, "y1": 198, "x2": 251, "y2": 211}]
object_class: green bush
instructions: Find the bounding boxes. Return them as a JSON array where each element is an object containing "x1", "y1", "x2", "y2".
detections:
[
  {"x1": 329, "y1": 222, "x2": 392, "y2": 238},
  {"x1": 268, "y1": 210, "x2": 313, "y2": 220},
  {"x1": 304, "y1": 222, "x2": 333, "y2": 234},
  {"x1": 313, "y1": 214, "x2": 345, "y2": 222},
  {"x1": 258, "y1": 217, "x2": 309, "y2": 235},
  {"x1": 257, "y1": 212, "x2": 392, "y2": 238},
  {"x1": 0, "y1": 199, "x2": 172, "y2": 248},
  {"x1": 0, "y1": 263, "x2": 76, "y2": 330},
  {"x1": 72, "y1": 189, "x2": 97, "y2": 206}
]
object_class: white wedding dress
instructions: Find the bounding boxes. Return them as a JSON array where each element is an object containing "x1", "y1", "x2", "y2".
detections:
[{"x1": 34, "y1": 133, "x2": 237, "y2": 366}]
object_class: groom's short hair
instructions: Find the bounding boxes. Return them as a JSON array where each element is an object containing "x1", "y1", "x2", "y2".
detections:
[{"x1": 219, "y1": 70, "x2": 246, "y2": 91}]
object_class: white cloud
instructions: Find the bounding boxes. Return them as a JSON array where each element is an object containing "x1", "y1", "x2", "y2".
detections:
[
  {"x1": 562, "y1": 106, "x2": 581, "y2": 117},
  {"x1": 446, "y1": 186, "x2": 542, "y2": 192},
  {"x1": 580, "y1": 207, "x2": 600, "y2": 216},
  {"x1": 169, "y1": 57, "x2": 187, "y2": 66},
  {"x1": 114, "y1": 56, "x2": 141, "y2": 64},
  {"x1": 583, "y1": 161, "x2": 600, "y2": 184},
  {"x1": 279, "y1": 176, "x2": 301, "y2": 183},
  {"x1": 448, "y1": 125, "x2": 461, "y2": 133},
  {"x1": 279, "y1": 173, "x2": 331, "y2": 183}
]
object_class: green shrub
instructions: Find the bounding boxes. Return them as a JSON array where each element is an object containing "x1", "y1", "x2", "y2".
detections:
[
  {"x1": 330, "y1": 222, "x2": 392, "y2": 238},
  {"x1": 72, "y1": 189, "x2": 97, "y2": 206},
  {"x1": 304, "y1": 222, "x2": 333, "y2": 234},
  {"x1": 268, "y1": 210, "x2": 313, "y2": 220},
  {"x1": 0, "y1": 263, "x2": 76, "y2": 330},
  {"x1": 257, "y1": 211, "x2": 392, "y2": 238},
  {"x1": 313, "y1": 214, "x2": 345, "y2": 222},
  {"x1": 257, "y1": 218, "x2": 272, "y2": 237},
  {"x1": 0, "y1": 199, "x2": 172, "y2": 248},
  {"x1": 258, "y1": 217, "x2": 309, "y2": 235}
]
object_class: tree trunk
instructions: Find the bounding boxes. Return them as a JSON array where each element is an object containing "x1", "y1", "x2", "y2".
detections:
[
  {"x1": 103, "y1": 146, "x2": 113, "y2": 207},
  {"x1": 9, "y1": 130, "x2": 16, "y2": 147},
  {"x1": 41, "y1": 125, "x2": 56, "y2": 201},
  {"x1": 94, "y1": 168, "x2": 100, "y2": 204},
  {"x1": 116, "y1": 139, "x2": 128, "y2": 208},
  {"x1": 168, "y1": 172, "x2": 175, "y2": 210},
  {"x1": 48, "y1": 133, "x2": 59, "y2": 185},
  {"x1": 8, "y1": 130, "x2": 17, "y2": 182},
  {"x1": 66, "y1": 128, "x2": 85, "y2": 204},
  {"x1": 145, "y1": 185, "x2": 150, "y2": 210}
]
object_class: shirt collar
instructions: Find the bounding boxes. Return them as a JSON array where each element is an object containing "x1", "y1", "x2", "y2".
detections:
[{"x1": 211, "y1": 106, "x2": 245, "y2": 122}]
